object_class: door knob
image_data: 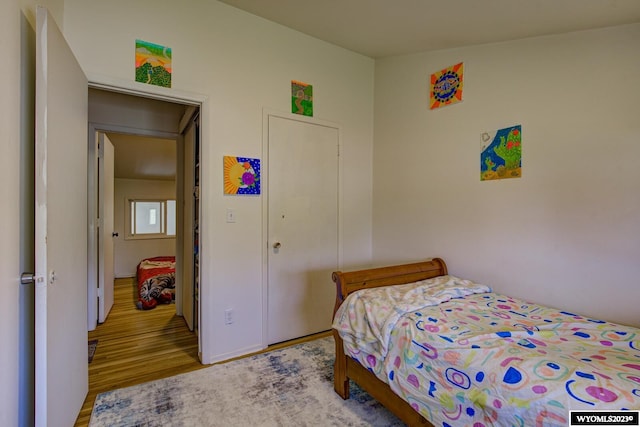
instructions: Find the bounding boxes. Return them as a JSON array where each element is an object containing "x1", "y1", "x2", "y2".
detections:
[
  {"x1": 112, "y1": 232, "x2": 119, "y2": 237},
  {"x1": 21, "y1": 272, "x2": 45, "y2": 286},
  {"x1": 21, "y1": 272, "x2": 35, "y2": 285},
  {"x1": 273, "y1": 242, "x2": 281, "y2": 249}
]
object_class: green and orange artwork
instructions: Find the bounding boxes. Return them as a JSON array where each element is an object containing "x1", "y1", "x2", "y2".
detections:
[
  {"x1": 224, "y1": 156, "x2": 261, "y2": 195},
  {"x1": 480, "y1": 125, "x2": 522, "y2": 181},
  {"x1": 291, "y1": 80, "x2": 313, "y2": 116},
  {"x1": 135, "y1": 39, "x2": 172, "y2": 88}
]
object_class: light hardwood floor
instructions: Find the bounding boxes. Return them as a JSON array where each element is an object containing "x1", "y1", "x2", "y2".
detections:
[
  {"x1": 75, "y1": 277, "x2": 331, "y2": 426},
  {"x1": 74, "y1": 277, "x2": 201, "y2": 426}
]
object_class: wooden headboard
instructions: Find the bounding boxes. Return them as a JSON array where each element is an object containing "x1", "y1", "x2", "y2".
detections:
[
  {"x1": 331, "y1": 257, "x2": 448, "y2": 315},
  {"x1": 330, "y1": 257, "x2": 447, "y2": 427}
]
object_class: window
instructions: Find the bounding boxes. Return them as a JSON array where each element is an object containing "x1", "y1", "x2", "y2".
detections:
[{"x1": 127, "y1": 199, "x2": 176, "y2": 239}]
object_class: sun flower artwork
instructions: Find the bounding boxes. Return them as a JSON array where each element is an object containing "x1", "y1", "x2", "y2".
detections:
[{"x1": 223, "y1": 156, "x2": 261, "y2": 195}]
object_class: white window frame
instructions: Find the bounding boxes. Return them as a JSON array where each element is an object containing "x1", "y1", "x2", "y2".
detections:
[{"x1": 125, "y1": 198, "x2": 176, "y2": 240}]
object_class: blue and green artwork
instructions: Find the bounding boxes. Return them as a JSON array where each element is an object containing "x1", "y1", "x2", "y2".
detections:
[{"x1": 481, "y1": 125, "x2": 522, "y2": 181}]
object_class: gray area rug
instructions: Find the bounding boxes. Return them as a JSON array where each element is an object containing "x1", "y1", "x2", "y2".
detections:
[{"x1": 89, "y1": 336, "x2": 403, "y2": 426}]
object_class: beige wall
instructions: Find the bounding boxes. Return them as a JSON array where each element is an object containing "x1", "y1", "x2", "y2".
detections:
[
  {"x1": 373, "y1": 24, "x2": 640, "y2": 328},
  {"x1": 114, "y1": 178, "x2": 177, "y2": 277},
  {"x1": 63, "y1": 0, "x2": 375, "y2": 362},
  {"x1": 1, "y1": 1, "x2": 23, "y2": 425},
  {"x1": 20, "y1": 0, "x2": 63, "y2": 28}
]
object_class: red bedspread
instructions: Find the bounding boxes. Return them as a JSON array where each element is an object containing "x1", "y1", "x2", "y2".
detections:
[{"x1": 136, "y1": 256, "x2": 176, "y2": 310}]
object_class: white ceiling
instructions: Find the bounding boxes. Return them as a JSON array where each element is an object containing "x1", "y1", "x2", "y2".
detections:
[{"x1": 218, "y1": 0, "x2": 640, "y2": 58}]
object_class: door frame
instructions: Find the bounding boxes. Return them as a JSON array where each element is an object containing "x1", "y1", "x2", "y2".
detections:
[
  {"x1": 86, "y1": 75, "x2": 209, "y2": 361},
  {"x1": 260, "y1": 109, "x2": 344, "y2": 347}
]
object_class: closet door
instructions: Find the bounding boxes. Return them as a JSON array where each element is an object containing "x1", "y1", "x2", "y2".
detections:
[{"x1": 267, "y1": 115, "x2": 339, "y2": 344}]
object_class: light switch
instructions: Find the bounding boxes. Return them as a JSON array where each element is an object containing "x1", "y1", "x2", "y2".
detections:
[{"x1": 226, "y1": 208, "x2": 236, "y2": 223}]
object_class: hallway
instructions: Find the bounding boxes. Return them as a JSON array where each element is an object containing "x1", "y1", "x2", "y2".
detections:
[{"x1": 75, "y1": 278, "x2": 201, "y2": 426}]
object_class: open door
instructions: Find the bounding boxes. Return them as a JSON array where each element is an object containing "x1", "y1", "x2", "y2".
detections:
[
  {"x1": 35, "y1": 6, "x2": 88, "y2": 426},
  {"x1": 98, "y1": 133, "x2": 115, "y2": 323}
]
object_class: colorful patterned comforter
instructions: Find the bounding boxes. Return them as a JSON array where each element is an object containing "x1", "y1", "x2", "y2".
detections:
[
  {"x1": 136, "y1": 256, "x2": 176, "y2": 310},
  {"x1": 333, "y1": 276, "x2": 640, "y2": 426}
]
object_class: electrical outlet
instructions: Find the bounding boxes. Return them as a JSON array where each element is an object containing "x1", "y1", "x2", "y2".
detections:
[{"x1": 224, "y1": 308, "x2": 234, "y2": 325}]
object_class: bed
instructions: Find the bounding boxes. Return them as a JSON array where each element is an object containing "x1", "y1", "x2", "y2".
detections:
[
  {"x1": 331, "y1": 258, "x2": 640, "y2": 426},
  {"x1": 136, "y1": 256, "x2": 176, "y2": 310}
]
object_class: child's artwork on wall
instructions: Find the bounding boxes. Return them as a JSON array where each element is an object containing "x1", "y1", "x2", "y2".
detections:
[
  {"x1": 291, "y1": 80, "x2": 313, "y2": 116},
  {"x1": 224, "y1": 156, "x2": 261, "y2": 195},
  {"x1": 430, "y1": 62, "x2": 464, "y2": 109},
  {"x1": 135, "y1": 39, "x2": 172, "y2": 88},
  {"x1": 481, "y1": 125, "x2": 522, "y2": 181}
]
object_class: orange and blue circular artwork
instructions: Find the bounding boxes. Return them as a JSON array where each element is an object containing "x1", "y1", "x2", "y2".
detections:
[{"x1": 430, "y1": 62, "x2": 464, "y2": 110}]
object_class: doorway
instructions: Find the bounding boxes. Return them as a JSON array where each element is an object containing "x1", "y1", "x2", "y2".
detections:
[
  {"x1": 87, "y1": 87, "x2": 201, "y2": 345},
  {"x1": 98, "y1": 132, "x2": 178, "y2": 317}
]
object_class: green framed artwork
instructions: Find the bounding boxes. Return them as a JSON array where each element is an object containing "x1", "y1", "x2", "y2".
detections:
[
  {"x1": 135, "y1": 39, "x2": 172, "y2": 88},
  {"x1": 291, "y1": 80, "x2": 313, "y2": 116}
]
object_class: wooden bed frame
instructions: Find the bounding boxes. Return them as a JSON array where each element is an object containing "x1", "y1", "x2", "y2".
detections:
[{"x1": 331, "y1": 258, "x2": 448, "y2": 427}]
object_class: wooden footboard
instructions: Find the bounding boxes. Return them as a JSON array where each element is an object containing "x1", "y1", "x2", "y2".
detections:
[{"x1": 331, "y1": 258, "x2": 447, "y2": 427}]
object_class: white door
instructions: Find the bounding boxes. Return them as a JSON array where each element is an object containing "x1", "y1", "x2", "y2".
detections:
[
  {"x1": 267, "y1": 115, "x2": 339, "y2": 344},
  {"x1": 98, "y1": 133, "x2": 115, "y2": 323},
  {"x1": 35, "y1": 6, "x2": 88, "y2": 426}
]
